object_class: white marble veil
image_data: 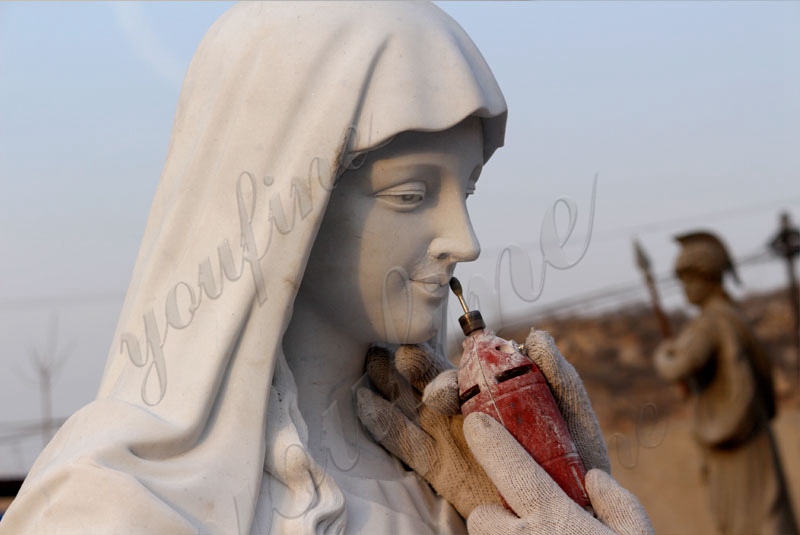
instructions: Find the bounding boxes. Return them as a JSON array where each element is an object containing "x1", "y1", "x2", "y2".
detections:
[{"x1": 1, "y1": 2, "x2": 506, "y2": 534}]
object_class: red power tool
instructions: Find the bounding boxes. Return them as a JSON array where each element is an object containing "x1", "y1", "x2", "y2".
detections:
[{"x1": 450, "y1": 277, "x2": 590, "y2": 508}]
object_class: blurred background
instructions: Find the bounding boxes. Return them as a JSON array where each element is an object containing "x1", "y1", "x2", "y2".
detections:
[{"x1": 1, "y1": 2, "x2": 798, "y2": 531}]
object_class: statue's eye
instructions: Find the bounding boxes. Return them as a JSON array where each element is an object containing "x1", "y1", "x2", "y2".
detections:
[
  {"x1": 375, "y1": 182, "x2": 427, "y2": 211},
  {"x1": 399, "y1": 193, "x2": 424, "y2": 203}
]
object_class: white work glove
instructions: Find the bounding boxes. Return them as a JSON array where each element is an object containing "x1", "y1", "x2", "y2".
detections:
[
  {"x1": 463, "y1": 329, "x2": 653, "y2": 534},
  {"x1": 464, "y1": 412, "x2": 654, "y2": 535},
  {"x1": 356, "y1": 344, "x2": 501, "y2": 518},
  {"x1": 522, "y1": 329, "x2": 610, "y2": 473},
  {"x1": 356, "y1": 330, "x2": 654, "y2": 534}
]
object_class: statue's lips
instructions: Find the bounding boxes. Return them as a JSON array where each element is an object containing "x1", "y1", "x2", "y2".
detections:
[{"x1": 410, "y1": 275, "x2": 451, "y2": 298}]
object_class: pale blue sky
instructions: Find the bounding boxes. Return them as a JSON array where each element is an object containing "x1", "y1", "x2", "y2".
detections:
[{"x1": 0, "y1": 1, "x2": 798, "y2": 475}]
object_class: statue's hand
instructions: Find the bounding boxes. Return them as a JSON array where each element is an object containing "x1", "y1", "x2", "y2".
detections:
[{"x1": 356, "y1": 344, "x2": 501, "y2": 518}]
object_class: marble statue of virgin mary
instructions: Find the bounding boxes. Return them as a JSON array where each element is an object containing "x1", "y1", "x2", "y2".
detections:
[{"x1": 1, "y1": 2, "x2": 506, "y2": 534}]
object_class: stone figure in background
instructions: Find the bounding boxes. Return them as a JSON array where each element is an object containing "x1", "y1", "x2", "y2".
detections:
[
  {"x1": 655, "y1": 231, "x2": 798, "y2": 535},
  {"x1": 1, "y1": 3, "x2": 651, "y2": 533}
]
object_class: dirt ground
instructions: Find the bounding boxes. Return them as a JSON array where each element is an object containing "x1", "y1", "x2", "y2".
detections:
[{"x1": 606, "y1": 397, "x2": 800, "y2": 535}]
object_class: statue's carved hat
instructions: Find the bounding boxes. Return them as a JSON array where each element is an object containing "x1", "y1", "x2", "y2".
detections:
[{"x1": 674, "y1": 230, "x2": 741, "y2": 285}]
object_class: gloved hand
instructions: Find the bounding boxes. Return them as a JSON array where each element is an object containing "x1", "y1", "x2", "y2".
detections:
[
  {"x1": 522, "y1": 329, "x2": 610, "y2": 473},
  {"x1": 356, "y1": 329, "x2": 654, "y2": 533},
  {"x1": 376, "y1": 329, "x2": 610, "y2": 472},
  {"x1": 464, "y1": 412, "x2": 654, "y2": 535},
  {"x1": 460, "y1": 328, "x2": 653, "y2": 534},
  {"x1": 355, "y1": 343, "x2": 501, "y2": 518}
]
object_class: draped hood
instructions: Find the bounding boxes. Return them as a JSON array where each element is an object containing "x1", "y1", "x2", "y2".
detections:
[{"x1": 1, "y1": 3, "x2": 506, "y2": 533}]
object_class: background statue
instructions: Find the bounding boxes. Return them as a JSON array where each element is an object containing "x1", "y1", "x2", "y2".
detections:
[
  {"x1": 1, "y1": 3, "x2": 651, "y2": 533},
  {"x1": 655, "y1": 230, "x2": 798, "y2": 535}
]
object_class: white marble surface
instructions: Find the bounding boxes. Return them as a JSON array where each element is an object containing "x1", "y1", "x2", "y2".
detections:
[{"x1": 0, "y1": 2, "x2": 506, "y2": 533}]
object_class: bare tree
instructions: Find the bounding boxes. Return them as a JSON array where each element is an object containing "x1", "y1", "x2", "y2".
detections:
[{"x1": 23, "y1": 312, "x2": 73, "y2": 447}]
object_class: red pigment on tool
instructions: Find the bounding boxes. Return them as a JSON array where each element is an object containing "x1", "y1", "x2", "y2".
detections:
[{"x1": 450, "y1": 277, "x2": 589, "y2": 508}]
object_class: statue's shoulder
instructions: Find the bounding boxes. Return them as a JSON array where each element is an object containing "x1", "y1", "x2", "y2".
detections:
[{"x1": 702, "y1": 296, "x2": 742, "y2": 323}]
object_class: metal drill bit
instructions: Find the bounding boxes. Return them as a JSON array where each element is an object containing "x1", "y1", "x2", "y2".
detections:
[{"x1": 449, "y1": 277, "x2": 470, "y2": 314}]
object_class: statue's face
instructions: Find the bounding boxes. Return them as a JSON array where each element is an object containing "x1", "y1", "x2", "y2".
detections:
[
  {"x1": 677, "y1": 269, "x2": 719, "y2": 305},
  {"x1": 298, "y1": 117, "x2": 484, "y2": 345}
]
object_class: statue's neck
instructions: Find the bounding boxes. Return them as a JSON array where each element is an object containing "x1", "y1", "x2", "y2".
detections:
[
  {"x1": 698, "y1": 286, "x2": 731, "y2": 309},
  {"x1": 282, "y1": 296, "x2": 400, "y2": 480}
]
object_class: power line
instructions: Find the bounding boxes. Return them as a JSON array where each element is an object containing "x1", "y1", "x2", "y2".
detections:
[
  {"x1": 590, "y1": 195, "x2": 800, "y2": 243},
  {"x1": 0, "y1": 292, "x2": 124, "y2": 310},
  {"x1": 481, "y1": 194, "x2": 800, "y2": 256},
  {"x1": 2, "y1": 196, "x2": 796, "y2": 310},
  {"x1": 508, "y1": 246, "x2": 781, "y2": 322}
]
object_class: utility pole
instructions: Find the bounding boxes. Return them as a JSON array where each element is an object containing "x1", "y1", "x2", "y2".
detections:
[{"x1": 769, "y1": 212, "x2": 800, "y2": 383}]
